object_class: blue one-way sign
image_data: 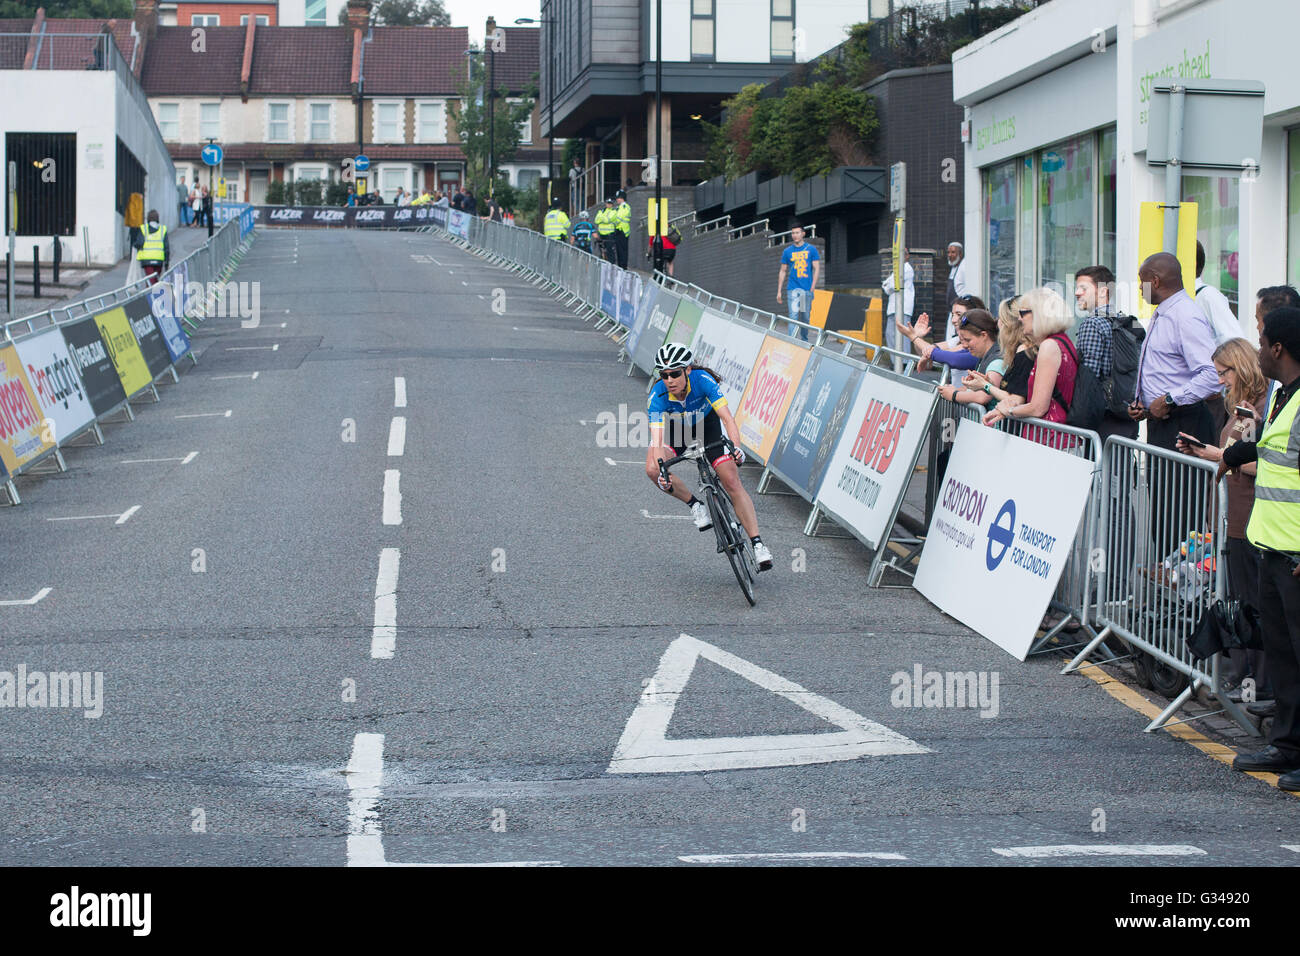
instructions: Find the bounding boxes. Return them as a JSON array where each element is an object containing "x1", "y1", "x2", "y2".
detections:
[
  {"x1": 201, "y1": 143, "x2": 223, "y2": 166},
  {"x1": 354, "y1": 155, "x2": 370, "y2": 173}
]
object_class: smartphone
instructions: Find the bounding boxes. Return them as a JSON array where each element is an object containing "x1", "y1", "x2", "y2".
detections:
[
  {"x1": 1235, "y1": 405, "x2": 1256, "y2": 419},
  {"x1": 1179, "y1": 432, "x2": 1207, "y2": 449}
]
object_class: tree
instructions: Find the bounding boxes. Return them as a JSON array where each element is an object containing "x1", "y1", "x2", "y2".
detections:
[
  {"x1": 0, "y1": 0, "x2": 131, "y2": 17},
  {"x1": 337, "y1": 0, "x2": 449, "y2": 26},
  {"x1": 456, "y1": 48, "x2": 536, "y2": 197}
]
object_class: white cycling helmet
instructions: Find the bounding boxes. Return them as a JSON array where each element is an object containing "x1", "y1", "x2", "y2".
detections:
[{"x1": 655, "y1": 342, "x2": 693, "y2": 372}]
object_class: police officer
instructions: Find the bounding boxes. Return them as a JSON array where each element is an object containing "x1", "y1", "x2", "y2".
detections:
[
  {"x1": 136, "y1": 209, "x2": 169, "y2": 286},
  {"x1": 1221, "y1": 306, "x2": 1300, "y2": 791},
  {"x1": 543, "y1": 196, "x2": 571, "y2": 242},
  {"x1": 571, "y1": 210, "x2": 596, "y2": 254},
  {"x1": 595, "y1": 197, "x2": 617, "y2": 263},
  {"x1": 613, "y1": 188, "x2": 631, "y2": 268}
]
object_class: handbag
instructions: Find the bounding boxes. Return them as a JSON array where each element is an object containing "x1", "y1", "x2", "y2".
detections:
[{"x1": 1188, "y1": 599, "x2": 1263, "y2": 660}]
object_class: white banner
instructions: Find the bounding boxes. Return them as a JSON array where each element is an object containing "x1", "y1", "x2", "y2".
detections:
[
  {"x1": 447, "y1": 209, "x2": 470, "y2": 239},
  {"x1": 815, "y1": 369, "x2": 936, "y2": 551},
  {"x1": 12, "y1": 328, "x2": 96, "y2": 446},
  {"x1": 913, "y1": 419, "x2": 1093, "y2": 661},
  {"x1": 689, "y1": 310, "x2": 766, "y2": 410}
]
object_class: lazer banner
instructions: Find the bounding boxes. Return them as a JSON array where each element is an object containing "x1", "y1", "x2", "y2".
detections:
[
  {"x1": 60, "y1": 317, "x2": 128, "y2": 416},
  {"x1": 123, "y1": 294, "x2": 173, "y2": 379},
  {"x1": 767, "y1": 349, "x2": 865, "y2": 500},
  {"x1": 688, "y1": 310, "x2": 766, "y2": 411},
  {"x1": 251, "y1": 205, "x2": 436, "y2": 228},
  {"x1": 149, "y1": 269, "x2": 192, "y2": 363},
  {"x1": 0, "y1": 344, "x2": 56, "y2": 474},
  {"x1": 12, "y1": 328, "x2": 96, "y2": 447},
  {"x1": 815, "y1": 366, "x2": 936, "y2": 552},
  {"x1": 913, "y1": 419, "x2": 1093, "y2": 661},
  {"x1": 93, "y1": 305, "x2": 154, "y2": 397},
  {"x1": 666, "y1": 297, "x2": 703, "y2": 347},
  {"x1": 734, "y1": 336, "x2": 812, "y2": 463},
  {"x1": 632, "y1": 288, "x2": 681, "y2": 375}
]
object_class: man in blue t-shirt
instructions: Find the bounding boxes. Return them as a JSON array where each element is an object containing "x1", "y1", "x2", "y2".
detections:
[{"x1": 776, "y1": 224, "x2": 821, "y2": 342}]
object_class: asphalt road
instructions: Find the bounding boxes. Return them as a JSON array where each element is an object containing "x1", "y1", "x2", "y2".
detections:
[{"x1": 1, "y1": 227, "x2": 1296, "y2": 868}]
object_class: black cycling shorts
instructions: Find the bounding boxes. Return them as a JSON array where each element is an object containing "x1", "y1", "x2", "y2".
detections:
[{"x1": 665, "y1": 412, "x2": 728, "y2": 466}]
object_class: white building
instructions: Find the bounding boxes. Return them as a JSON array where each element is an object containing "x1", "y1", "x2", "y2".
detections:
[{"x1": 954, "y1": 0, "x2": 1299, "y2": 340}]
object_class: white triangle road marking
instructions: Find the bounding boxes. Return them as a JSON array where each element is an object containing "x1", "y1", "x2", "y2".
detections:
[{"x1": 608, "y1": 634, "x2": 929, "y2": 775}]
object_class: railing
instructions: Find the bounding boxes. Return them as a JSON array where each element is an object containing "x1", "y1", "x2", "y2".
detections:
[
  {"x1": 694, "y1": 214, "x2": 731, "y2": 235},
  {"x1": 727, "y1": 218, "x2": 768, "y2": 240},
  {"x1": 568, "y1": 158, "x2": 707, "y2": 212},
  {"x1": 767, "y1": 223, "x2": 818, "y2": 248}
]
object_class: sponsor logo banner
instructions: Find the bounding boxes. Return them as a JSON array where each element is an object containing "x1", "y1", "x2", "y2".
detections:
[
  {"x1": 734, "y1": 336, "x2": 812, "y2": 462},
  {"x1": 768, "y1": 350, "x2": 865, "y2": 499},
  {"x1": 0, "y1": 344, "x2": 56, "y2": 473},
  {"x1": 688, "y1": 310, "x2": 766, "y2": 411},
  {"x1": 625, "y1": 277, "x2": 659, "y2": 358},
  {"x1": 599, "y1": 262, "x2": 618, "y2": 317},
  {"x1": 251, "y1": 205, "x2": 426, "y2": 228},
  {"x1": 666, "y1": 298, "x2": 703, "y2": 347},
  {"x1": 816, "y1": 368, "x2": 935, "y2": 551},
  {"x1": 60, "y1": 317, "x2": 127, "y2": 416},
  {"x1": 12, "y1": 328, "x2": 95, "y2": 446},
  {"x1": 122, "y1": 294, "x2": 172, "y2": 378},
  {"x1": 632, "y1": 288, "x2": 681, "y2": 374},
  {"x1": 617, "y1": 269, "x2": 636, "y2": 328},
  {"x1": 447, "y1": 209, "x2": 471, "y2": 238},
  {"x1": 148, "y1": 270, "x2": 192, "y2": 363},
  {"x1": 913, "y1": 419, "x2": 1093, "y2": 660},
  {"x1": 93, "y1": 305, "x2": 154, "y2": 397}
]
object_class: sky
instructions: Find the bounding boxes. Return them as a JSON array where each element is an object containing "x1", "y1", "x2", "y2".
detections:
[{"x1": 443, "y1": 0, "x2": 542, "y2": 45}]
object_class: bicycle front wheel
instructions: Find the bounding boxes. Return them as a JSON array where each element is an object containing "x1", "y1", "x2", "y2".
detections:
[{"x1": 708, "y1": 487, "x2": 755, "y2": 606}]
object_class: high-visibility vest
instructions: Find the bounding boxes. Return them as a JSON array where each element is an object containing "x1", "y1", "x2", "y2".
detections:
[
  {"x1": 614, "y1": 202, "x2": 631, "y2": 235},
  {"x1": 1247, "y1": 385, "x2": 1300, "y2": 552},
  {"x1": 137, "y1": 223, "x2": 166, "y2": 262},
  {"x1": 596, "y1": 208, "x2": 615, "y2": 235},
  {"x1": 543, "y1": 209, "x2": 570, "y2": 240}
]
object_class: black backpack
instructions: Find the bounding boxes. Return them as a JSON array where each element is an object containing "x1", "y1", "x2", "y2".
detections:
[
  {"x1": 666, "y1": 225, "x2": 682, "y2": 245},
  {"x1": 1104, "y1": 312, "x2": 1145, "y2": 419},
  {"x1": 1050, "y1": 334, "x2": 1106, "y2": 431}
]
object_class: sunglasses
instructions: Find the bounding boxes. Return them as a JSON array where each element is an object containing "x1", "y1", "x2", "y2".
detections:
[
  {"x1": 660, "y1": 369, "x2": 685, "y2": 380},
  {"x1": 1018, "y1": 309, "x2": 1033, "y2": 317}
]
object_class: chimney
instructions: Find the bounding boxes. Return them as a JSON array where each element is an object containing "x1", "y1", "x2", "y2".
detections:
[
  {"x1": 485, "y1": 16, "x2": 496, "y2": 43},
  {"x1": 133, "y1": 0, "x2": 158, "y2": 42},
  {"x1": 347, "y1": 0, "x2": 372, "y2": 32}
]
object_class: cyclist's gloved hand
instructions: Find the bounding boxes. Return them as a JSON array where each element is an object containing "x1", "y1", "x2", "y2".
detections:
[
  {"x1": 657, "y1": 473, "x2": 673, "y2": 492},
  {"x1": 731, "y1": 446, "x2": 746, "y2": 466}
]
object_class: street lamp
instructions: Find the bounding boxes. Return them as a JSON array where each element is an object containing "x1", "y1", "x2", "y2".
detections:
[
  {"x1": 514, "y1": 14, "x2": 555, "y2": 195},
  {"x1": 464, "y1": 48, "x2": 496, "y2": 197}
]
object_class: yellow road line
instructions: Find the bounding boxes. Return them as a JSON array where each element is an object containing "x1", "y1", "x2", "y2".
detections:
[{"x1": 1070, "y1": 658, "x2": 1297, "y2": 799}]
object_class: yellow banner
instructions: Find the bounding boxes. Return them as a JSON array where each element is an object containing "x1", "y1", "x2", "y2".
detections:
[
  {"x1": 735, "y1": 336, "x2": 812, "y2": 462},
  {"x1": 891, "y1": 218, "x2": 903, "y2": 290},
  {"x1": 0, "y1": 344, "x2": 55, "y2": 474},
  {"x1": 646, "y1": 198, "x2": 668, "y2": 236},
  {"x1": 94, "y1": 306, "x2": 154, "y2": 397},
  {"x1": 1137, "y1": 201, "x2": 1198, "y2": 318}
]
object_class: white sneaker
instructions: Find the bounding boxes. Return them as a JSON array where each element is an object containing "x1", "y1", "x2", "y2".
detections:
[
  {"x1": 691, "y1": 501, "x2": 713, "y2": 531},
  {"x1": 753, "y1": 541, "x2": 773, "y2": 571}
]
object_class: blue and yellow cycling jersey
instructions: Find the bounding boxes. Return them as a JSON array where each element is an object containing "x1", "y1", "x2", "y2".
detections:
[{"x1": 647, "y1": 368, "x2": 727, "y2": 429}]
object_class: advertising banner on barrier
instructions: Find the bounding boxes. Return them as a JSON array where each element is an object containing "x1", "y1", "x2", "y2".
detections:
[
  {"x1": 734, "y1": 336, "x2": 811, "y2": 462},
  {"x1": 600, "y1": 262, "x2": 618, "y2": 316},
  {"x1": 689, "y1": 310, "x2": 766, "y2": 410},
  {"x1": 123, "y1": 295, "x2": 173, "y2": 378},
  {"x1": 430, "y1": 207, "x2": 448, "y2": 228},
  {"x1": 93, "y1": 305, "x2": 154, "y2": 397},
  {"x1": 170, "y1": 261, "x2": 190, "y2": 319},
  {"x1": 767, "y1": 350, "x2": 866, "y2": 500},
  {"x1": 913, "y1": 419, "x2": 1093, "y2": 661},
  {"x1": 632, "y1": 288, "x2": 680, "y2": 373},
  {"x1": 666, "y1": 297, "x2": 703, "y2": 346},
  {"x1": 149, "y1": 271, "x2": 192, "y2": 363},
  {"x1": 251, "y1": 205, "x2": 435, "y2": 228},
  {"x1": 0, "y1": 345, "x2": 56, "y2": 474},
  {"x1": 12, "y1": 328, "x2": 96, "y2": 446},
  {"x1": 815, "y1": 367, "x2": 935, "y2": 551},
  {"x1": 447, "y1": 209, "x2": 471, "y2": 238},
  {"x1": 61, "y1": 317, "x2": 128, "y2": 416},
  {"x1": 617, "y1": 270, "x2": 636, "y2": 328},
  {"x1": 625, "y1": 279, "x2": 660, "y2": 357}
]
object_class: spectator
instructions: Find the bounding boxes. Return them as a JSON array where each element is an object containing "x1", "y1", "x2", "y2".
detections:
[
  {"x1": 1178, "y1": 337, "x2": 1272, "y2": 704},
  {"x1": 983, "y1": 286, "x2": 1078, "y2": 447},
  {"x1": 200, "y1": 186, "x2": 212, "y2": 228},
  {"x1": 462, "y1": 189, "x2": 478, "y2": 216},
  {"x1": 1221, "y1": 306, "x2": 1300, "y2": 789},
  {"x1": 190, "y1": 185, "x2": 202, "y2": 225},
  {"x1": 648, "y1": 226, "x2": 676, "y2": 275},
  {"x1": 936, "y1": 309, "x2": 1001, "y2": 407},
  {"x1": 345, "y1": 185, "x2": 357, "y2": 207},
  {"x1": 1074, "y1": 264, "x2": 1142, "y2": 441},
  {"x1": 881, "y1": 249, "x2": 915, "y2": 354},
  {"x1": 451, "y1": 186, "x2": 465, "y2": 211},
  {"x1": 901, "y1": 295, "x2": 986, "y2": 372},
  {"x1": 568, "y1": 157, "x2": 582, "y2": 212},
  {"x1": 396, "y1": 188, "x2": 409, "y2": 207},
  {"x1": 434, "y1": 191, "x2": 449, "y2": 209},
  {"x1": 177, "y1": 177, "x2": 192, "y2": 226},
  {"x1": 1195, "y1": 240, "x2": 1243, "y2": 346},
  {"x1": 946, "y1": 241, "x2": 970, "y2": 314},
  {"x1": 776, "y1": 223, "x2": 820, "y2": 343},
  {"x1": 967, "y1": 297, "x2": 1033, "y2": 411}
]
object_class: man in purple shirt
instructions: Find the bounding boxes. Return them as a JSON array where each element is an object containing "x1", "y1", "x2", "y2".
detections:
[{"x1": 1130, "y1": 252, "x2": 1221, "y2": 555}]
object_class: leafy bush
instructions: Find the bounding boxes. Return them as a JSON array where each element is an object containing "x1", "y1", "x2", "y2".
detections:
[
  {"x1": 294, "y1": 179, "x2": 324, "y2": 207},
  {"x1": 325, "y1": 181, "x2": 350, "y2": 206},
  {"x1": 266, "y1": 179, "x2": 287, "y2": 205}
]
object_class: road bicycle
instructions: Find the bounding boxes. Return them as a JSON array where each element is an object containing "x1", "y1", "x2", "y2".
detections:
[{"x1": 657, "y1": 438, "x2": 758, "y2": 605}]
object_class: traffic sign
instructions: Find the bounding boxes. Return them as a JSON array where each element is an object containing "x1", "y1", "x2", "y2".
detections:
[
  {"x1": 354, "y1": 155, "x2": 370, "y2": 173},
  {"x1": 889, "y1": 161, "x2": 906, "y2": 213},
  {"x1": 201, "y1": 143, "x2": 223, "y2": 166}
]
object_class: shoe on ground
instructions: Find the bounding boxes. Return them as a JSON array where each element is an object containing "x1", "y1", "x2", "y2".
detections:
[
  {"x1": 1246, "y1": 700, "x2": 1277, "y2": 718},
  {"x1": 754, "y1": 541, "x2": 773, "y2": 572},
  {"x1": 1231, "y1": 745, "x2": 1300, "y2": 773},
  {"x1": 691, "y1": 500, "x2": 712, "y2": 531},
  {"x1": 1279, "y1": 768, "x2": 1300, "y2": 792}
]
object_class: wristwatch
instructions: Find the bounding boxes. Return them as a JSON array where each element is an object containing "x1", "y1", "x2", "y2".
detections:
[
  {"x1": 1163, "y1": 392, "x2": 1176, "y2": 408},
  {"x1": 983, "y1": 383, "x2": 993, "y2": 395}
]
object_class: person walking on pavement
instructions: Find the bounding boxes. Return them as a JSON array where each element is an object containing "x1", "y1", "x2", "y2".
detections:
[
  {"x1": 776, "y1": 223, "x2": 820, "y2": 342},
  {"x1": 177, "y1": 177, "x2": 191, "y2": 226},
  {"x1": 136, "y1": 209, "x2": 169, "y2": 286},
  {"x1": 543, "y1": 197, "x2": 571, "y2": 242},
  {"x1": 612, "y1": 189, "x2": 631, "y2": 268},
  {"x1": 1220, "y1": 306, "x2": 1300, "y2": 791}
]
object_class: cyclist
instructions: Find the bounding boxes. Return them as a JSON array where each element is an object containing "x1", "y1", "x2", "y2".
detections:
[
  {"x1": 645, "y1": 342, "x2": 773, "y2": 571},
  {"x1": 571, "y1": 210, "x2": 597, "y2": 254}
]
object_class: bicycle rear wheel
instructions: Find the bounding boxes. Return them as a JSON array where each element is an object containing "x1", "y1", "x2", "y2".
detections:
[{"x1": 707, "y1": 487, "x2": 755, "y2": 606}]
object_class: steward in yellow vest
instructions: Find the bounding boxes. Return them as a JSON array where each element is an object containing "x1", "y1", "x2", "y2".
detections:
[
  {"x1": 135, "y1": 211, "x2": 169, "y2": 284},
  {"x1": 543, "y1": 197, "x2": 571, "y2": 241}
]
